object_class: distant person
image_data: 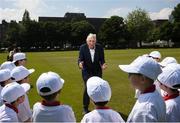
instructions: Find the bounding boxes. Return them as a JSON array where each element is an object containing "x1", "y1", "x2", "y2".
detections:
[
  {"x1": 157, "y1": 63, "x2": 180, "y2": 122},
  {"x1": 33, "y1": 71, "x2": 76, "y2": 122},
  {"x1": 81, "y1": 76, "x2": 124, "y2": 122},
  {"x1": 119, "y1": 56, "x2": 166, "y2": 122},
  {"x1": 7, "y1": 47, "x2": 21, "y2": 62},
  {"x1": 148, "y1": 51, "x2": 161, "y2": 62},
  {"x1": 78, "y1": 33, "x2": 107, "y2": 114},
  {"x1": 0, "y1": 82, "x2": 30, "y2": 122}
]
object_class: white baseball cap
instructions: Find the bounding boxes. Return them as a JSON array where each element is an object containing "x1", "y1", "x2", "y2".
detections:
[
  {"x1": 158, "y1": 64, "x2": 180, "y2": 89},
  {"x1": 11, "y1": 66, "x2": 35, "y2": 81},
  {"x1": 119, "y1": 56, "x2": 162, "y2": 80},
  {"x1": 36, "y1": 71, "x2": 64, "y2": 96},
  {"x1": 159, "y1": 57, "x2": 178, "y2": 67},
  {"x1": 1, "y1": 82, "x2": 30, "y2": 103},
  {"x1": 87, "y1": 76, "x2": 111, "y2": 102},
  {"x1": 13, "y1": 53, "x2": 26, "y2": 63},
  {"x1": 0, "y1": 61, "x2": 16, "y2": 71},
  {"x1": 0, "y1": 69, "x2": 11, "y2": 82},
  {"x1": 149, "y1": 51, "x2": 161, "y2": 59}
]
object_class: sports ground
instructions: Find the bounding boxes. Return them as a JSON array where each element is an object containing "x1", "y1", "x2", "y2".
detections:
[{"x1": 0, "y1": 48, "x2": 179, "y2": 121}]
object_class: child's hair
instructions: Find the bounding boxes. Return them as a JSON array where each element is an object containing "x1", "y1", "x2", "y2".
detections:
[
  {"x1": 143, "y1": 75, "x2": 154, "y2": 84},
  {"x1": 129, "y1": 73, "x2": 154, "y2": 83},
  {"x1": 40, "y1": 87, "x2": 60, "y2": 101},
  {"x1": 14, "y1": 61, "x2": 19, "y2": 66},
  {"x1": 170, "y1": 88, "x2": 179, "y2": 93},
  {"x1": 94, "y1": 101, "x2": 108, "y2": 107},
  {"x1": 0, "y1": 81, "x2": 5, "y2": 87},
  {"x1": 14, "y1": 59, "x2": 25, "y2": 66}
]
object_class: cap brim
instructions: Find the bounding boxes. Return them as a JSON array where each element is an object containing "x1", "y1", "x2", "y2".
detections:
[
  {"x1": 61, "y1": 78, "x2": 65, "y2": 84},
  {"x1": 29, "y1": 69, "x2": 35, "y2": 74},
  {"x1": 21, "y1": 83, "x2": 30, "y2": 92},
  {"x1": 159, "y1": 62, "x2": 165, "y2": 67},
  {"x1": 118, "y1": 65, "x2": 139, "y2": 73},
  {"x1": 12, "y1": 60, "x2": 16, "y2": 63}
]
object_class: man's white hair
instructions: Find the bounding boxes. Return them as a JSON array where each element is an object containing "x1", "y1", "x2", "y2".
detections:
[{"x1": 86, "y1": 33, "x2": 96, "y2": 41}]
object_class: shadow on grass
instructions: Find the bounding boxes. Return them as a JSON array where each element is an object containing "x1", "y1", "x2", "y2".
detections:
[{"x1": 118, "y1": 111, "x2": 128, "y2": 121}]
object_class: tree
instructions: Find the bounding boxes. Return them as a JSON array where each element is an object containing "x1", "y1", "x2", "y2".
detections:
[
  {"x1": 22, "y1": 9, "x2": 31, "y2": 22},
  {"x1": 5, "y1": 21, "x2": 21, "y2": 47},
  {"x1": 98, "y1": 16, "x2": 127, "y2": 48},
  {"x1": 71, "y1": 21, "x2": 96, "y2": 48},
  {"x1": 56, "y1": 22, "x2": 71, "y2": 49},
  {"x1": 125, "y1": 8, "x2": 153, "y2": 47},
  {"x1": 171, "y1": 3, "x2": 180, "y2": 23},
  {"x1": 147, "y1": 27, "x2": 160, "y2": 43},
  {"x1": 172, "y1": 22, "x2": 180, "y2": 47},
  {"x1": 159, "y1": 22, "x2": 173, "y2": 42}
]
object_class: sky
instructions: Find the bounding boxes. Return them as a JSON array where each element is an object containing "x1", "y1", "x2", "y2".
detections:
[{"x1": 0, "y1": 0, "x2": 180, "y2": 23}]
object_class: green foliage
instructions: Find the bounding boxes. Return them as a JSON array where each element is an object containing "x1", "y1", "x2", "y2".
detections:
[
  {"x1": 22, "y1": 9, "x2": 31, "y2": 23},
  {"x1": 5, "y1": 21, "x2": 22, "y2": 47},
  {"x1": 146, "y1": 27, "x2": 160, "y2": 43},
  {"x1": 71, "y1": 20, "x2": 96, "y2": 47},
  {"x1": 159, "y1": 21, "x2": 173, "y2": 41},
  {"x1": 172, "y1": 22, "x2": 180, "y2": 45},
  {"x1": 98, "y1": 16, "x2": 127, "y2": 48},
  {"x1": 171, "y1": 3, "x2": 180, "y2": 23},
  {"x1": 125, "y1": 8, "x2": 153, "y2": 47}
]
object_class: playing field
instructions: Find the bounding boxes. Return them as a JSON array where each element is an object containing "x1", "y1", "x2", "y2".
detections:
[{"x1": 0, "y1": 48, "x2": 180, "y2": 121}]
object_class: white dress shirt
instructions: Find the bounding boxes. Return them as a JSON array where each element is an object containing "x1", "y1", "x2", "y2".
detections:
[{"x1": 89, "y1": 48, "x2": 95, "y2": 62}]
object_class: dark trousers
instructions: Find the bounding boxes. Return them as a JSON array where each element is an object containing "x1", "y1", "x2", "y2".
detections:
[
  {"x1": 82, "y1": 73, "x2": 102, "y2": 110},
  {"x1": 83, "y1": 77, "x2": 90, "y2": 110}
]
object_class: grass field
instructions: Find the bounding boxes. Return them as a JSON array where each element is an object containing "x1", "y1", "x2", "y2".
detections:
[{"x1": 0, "y1": 48, "x2": 180, "y2": 121}]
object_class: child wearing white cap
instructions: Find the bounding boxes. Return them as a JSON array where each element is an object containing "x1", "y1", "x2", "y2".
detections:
[
  {"x1": 33, "y1": 71, "x2": 76, "y2": 122},
  {"x1": 157, "y1": 63, "x2": 180, "y2": 122},
  {"x1": 155, "y1": 57, "x2": 178, "y2": 96},
  {"x1": 159, "y1": 57, "x2": 178, "y2": 68},
  {"x1": 13, "y1": 52, "x2": 27, "y2": 66},
  {"x1": 119, "y1": 56, "x2": 166, "y2": 122},
  {"x1": 11, "y1": 66, "x2": 35, "y2": 122},
  {"x1": 0, "y1": 69, "x2": 12, "y2": 106},
  {"x1": 0, "y1": 61, "x2": 16, "y2": 71},
  {"x1": 81, "y1": 76, "x2": 124, "y2": 123},
  {"x1": 148, "y1": 51, "x2": 161, "y2": 62},
  {"x1": 135, "y1": 51, "x2": 161, "y2": 98},
  {"x1": 0, "y1": 82, "x2": 30, "y2": 122}
]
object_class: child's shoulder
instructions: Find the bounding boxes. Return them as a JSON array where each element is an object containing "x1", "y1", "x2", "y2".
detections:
[
  {"x1": 58, "y1": 104, "x2": 73, "y2": 111},
  {"x1": 33, "y1": 102, "x2": 41, "y2": 109}
]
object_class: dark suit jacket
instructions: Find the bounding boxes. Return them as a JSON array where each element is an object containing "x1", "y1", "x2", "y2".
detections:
[{"x1": 78, "y1": 43, "x2": 105, "y2": 81}]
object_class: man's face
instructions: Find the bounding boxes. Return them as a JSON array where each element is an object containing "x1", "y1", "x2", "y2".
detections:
[{"x1": 87, "y1": 37, "x2": 96, "y2": 49}]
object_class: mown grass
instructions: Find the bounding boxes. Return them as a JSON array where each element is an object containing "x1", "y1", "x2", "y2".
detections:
[{"x1": 0, "y1": 48, "x2": 180, "y2": 121}]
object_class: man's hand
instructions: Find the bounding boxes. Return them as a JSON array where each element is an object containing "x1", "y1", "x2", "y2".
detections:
[
  {"x1": 101, "y1": 63, "x2": 107, "y2": 70},
  {"x1": 79, "y1": 61, "x2": 84, "y2": 69}
]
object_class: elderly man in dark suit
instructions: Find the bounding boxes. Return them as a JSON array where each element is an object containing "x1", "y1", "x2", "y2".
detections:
[{"x1": 78, "y1": 33, "x2": 107, "y2": 114}]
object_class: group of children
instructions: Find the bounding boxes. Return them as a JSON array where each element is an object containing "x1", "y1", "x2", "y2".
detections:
[{"x1": 0, "y1": 50, "x2": 179, "y2": 122}]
